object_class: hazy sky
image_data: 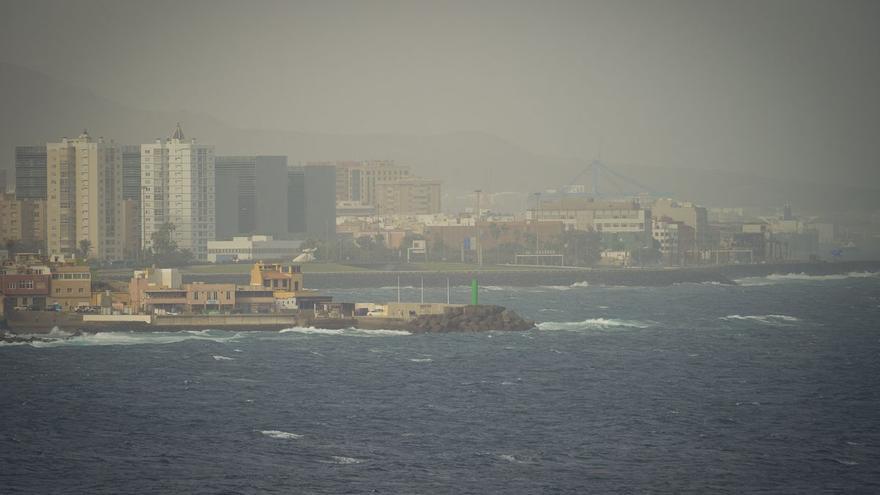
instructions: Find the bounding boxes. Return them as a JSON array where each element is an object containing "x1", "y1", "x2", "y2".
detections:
[{"x1": 2, "y1": 0, "x2": 879, "y2": 186}]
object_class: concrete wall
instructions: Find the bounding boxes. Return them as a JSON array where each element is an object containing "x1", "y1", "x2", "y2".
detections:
[
  {"x1": 153, "y1": 314, "x2": 298, "y2": 327},
  {"x1": 82, "y1": 314, "x2": 152, "y2": 323}
]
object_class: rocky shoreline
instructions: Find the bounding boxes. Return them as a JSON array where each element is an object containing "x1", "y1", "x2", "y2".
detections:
[{"x1": 407, "y1": 305, "x2": 535, "y2": 333}]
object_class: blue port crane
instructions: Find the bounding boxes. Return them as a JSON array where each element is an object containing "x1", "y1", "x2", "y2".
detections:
[{"x1": 565, "y1": 158, "x2": 667, "y2": 199}]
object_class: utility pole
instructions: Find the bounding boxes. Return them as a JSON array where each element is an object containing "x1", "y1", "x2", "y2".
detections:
[
  {"x1": 474, "y1": 189, "x2": 482, "y2": 266},
  {"x1": 534, "y1": 192, "x2": 542, "y2": 261}
]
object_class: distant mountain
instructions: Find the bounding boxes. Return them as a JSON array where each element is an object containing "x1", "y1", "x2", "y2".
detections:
[{"x1": 2, "y1": 62, "x2": 877, "y2": 214}]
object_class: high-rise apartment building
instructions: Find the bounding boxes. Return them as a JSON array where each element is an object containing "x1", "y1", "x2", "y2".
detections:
[
  {"x1": 0, "y1": 193, "x2": 22, "y2": 243},
  {"x1": 331, "y1": 160, "x2": 411, "y2": 205},
  {"x1": 46, "y1": 131, "x2": 123, "y2": 260},
  {"x1": 15, "y1": 145, "x2": 47, "y2": 200},
  {"x1": 121, "y1": 145, "x2": 142, "y2": 259},
  {"x1": 140, "y1": 124, "x2": 215, "y2": 260},
  {"x1": 375, "y1": 177, "x2": 442, "y2": 215},
  {"x1": 215, "y1": 156, "x2": 288, "y2": 240}
]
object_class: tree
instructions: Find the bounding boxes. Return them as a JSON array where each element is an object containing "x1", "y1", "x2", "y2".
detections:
[
  {"x1": 77, "y1": 239, "x2": 92, "y2": 260},
  {"x1": 150, "y1": 222, "x2": 178, "y2": 258}
]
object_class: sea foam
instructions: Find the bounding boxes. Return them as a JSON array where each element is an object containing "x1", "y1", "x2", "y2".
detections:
[
  {"x1": 537, "y1": 318, "x2": 652, "y2": 331},
  {"x1": 259, "y1": 430, "x2": 302, "y2": 439},
  {"x1": 720, "y1": 314, "x2": 800, "y2": 326}
]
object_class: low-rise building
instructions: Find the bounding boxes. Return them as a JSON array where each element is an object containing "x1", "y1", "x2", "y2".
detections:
[
  {"x1": 207, "y1": 235, "x2": 303, "y2": 263},
  {"x1": 0, "y1": 264, "x2": 51, "y2": 310},
  {"x1": 48, "y1": 264, "x2": 92, "y2": 311},
  {"x1": 128, "y1": 262, "x2": 329, "y2": 315}
]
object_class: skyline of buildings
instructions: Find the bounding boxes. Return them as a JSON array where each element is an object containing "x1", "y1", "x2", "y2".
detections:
[{"x1": 1, "y1": 124, "x2": 869, "y2": 265}]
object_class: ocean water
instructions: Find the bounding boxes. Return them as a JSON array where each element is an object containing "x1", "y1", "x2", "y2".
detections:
[{"x1": 2, "y1": 273, "x2": 879, "y2": 493}]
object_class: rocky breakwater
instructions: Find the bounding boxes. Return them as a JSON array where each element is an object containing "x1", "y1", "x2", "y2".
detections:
[{"x1": 406, "y1": 305, "x2": 535, "y2": 333}]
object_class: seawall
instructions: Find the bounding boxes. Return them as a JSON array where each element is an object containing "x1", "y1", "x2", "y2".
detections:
[{"x1": 167, "y1": 260, "x2": 880, "y2": 289}]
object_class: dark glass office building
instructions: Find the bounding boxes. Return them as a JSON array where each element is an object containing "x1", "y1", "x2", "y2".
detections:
[
  {"x1": 215, "y1": 156, "x2": 289, "y2": 240},
  {"x1": 287, "y1": 164, "x2": 336, "y2": 240},
  {"x1": 15, "y1": 146, "x2": 47, "y2": 200}
]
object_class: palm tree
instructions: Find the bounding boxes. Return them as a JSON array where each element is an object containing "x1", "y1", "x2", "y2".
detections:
[{"x1": 77, "y1": 239, "x2": 92, "y2": 260}]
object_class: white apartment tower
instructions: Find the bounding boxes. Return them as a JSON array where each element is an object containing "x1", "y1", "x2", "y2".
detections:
[
  {"x1": 140, "y1": 124, "x2": 215, "y2": 260},
  {"x1": 46, "y1": 131, "x2": 123, "y2": 260}
]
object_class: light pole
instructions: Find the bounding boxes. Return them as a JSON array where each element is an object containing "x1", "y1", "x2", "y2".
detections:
[
  {"x1": 533, "y1": 192, "x2": 542, "y2": 258},
  {"x1": 474, "y1": 189, "x2": 482, "y2": 266}
]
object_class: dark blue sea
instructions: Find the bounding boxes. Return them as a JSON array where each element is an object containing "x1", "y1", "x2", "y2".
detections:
[{"x1": 2, "y1": 272, "x2": 880, "y2": 494}]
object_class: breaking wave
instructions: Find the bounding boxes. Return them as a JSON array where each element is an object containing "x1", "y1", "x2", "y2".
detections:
[
  {"x1": 259, "y1": 430, "x2": 302, "y2": 439},
  {"x1": 720, "y1": 314, "x2": 800, "y2": 326},
  {"x1": 736, "y1": 271, "x2": 880, "y2": 286},
  {"x1": 278, "y1": 327, "x2": 410, "y2": 337},
  {"x1": 537, "y1": 318, "x2": 652, "y2": 331},
  {"x1": 212, "y1": 355, "x2": 235, "y2": 361},
  {"x1": 17, "y1": 330, "x2": 244, "y2": 348}
]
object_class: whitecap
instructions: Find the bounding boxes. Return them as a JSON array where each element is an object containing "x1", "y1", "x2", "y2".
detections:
[
  {"x1": 26, "y1": 330, "x2": 242, "y2": 348},
  {"x1": 328, "y1": 456, "x2": 361, "y2": 464},
  {"x1": 409, "y1": 358, "x2": 433, "y2": 362},
  {"x1": 570, "y1": 281, "x2": 590, "y2": 288},
  {"x1": 279, "y1": 327, "x2": 344, "y2": 335},
  {"x1": 537, "y1": 318, "x2": 652, "y2": 331},
  {"x1": 212, "y1": 355, "x2": 235, "y2": 361},
  {"x1": 720, "y1": 314, "x2": 800, "y2": 326},
  {"x1": 259, "y1": 430, "x2": 302, "y2": 439},
  {"x1": 736, "y1": 271, "x2": 880, "y2": 286},
  {"x1": 351, "y1": 328, "x2": 411, "y2": 336},
  {"x1": 277, "y1": 327, "x2": 411, "y2": 337}
]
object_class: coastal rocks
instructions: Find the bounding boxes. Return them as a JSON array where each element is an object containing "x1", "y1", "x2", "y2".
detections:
[
  {"x1": 0, "y1": 331, "x2": 55, "y2": 344},
  {"x1": 406, "y1": 305, "x2": 535, "y2": 333}
]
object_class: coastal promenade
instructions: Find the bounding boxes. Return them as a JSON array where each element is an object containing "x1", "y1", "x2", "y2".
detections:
[{"x1": 98, "y1": 260, "x2": 880, "y2": 289}]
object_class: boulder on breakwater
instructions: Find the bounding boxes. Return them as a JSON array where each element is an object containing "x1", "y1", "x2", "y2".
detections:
[{"x1": 406, "y1": 305, "x2": 535, "y2": 333}]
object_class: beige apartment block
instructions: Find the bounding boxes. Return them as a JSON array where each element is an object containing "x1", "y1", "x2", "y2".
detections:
[
  {"x1": 330, "y1": 160, "x2": 411, "y2": 205},
  {"x1": 375, "y1": 177, "x2": 442, "y2": 215},
  {"x1": 46, "y1": 131, "x2": 123, "y2": 260},
  {"x1": 0, "y1": 193, "x2": 22, "y2": 243}
]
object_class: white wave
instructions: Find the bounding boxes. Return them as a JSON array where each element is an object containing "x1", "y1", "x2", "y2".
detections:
[
  {"x1": 720, "y1": 314, "x2": 800, "y2": 326},
  {"x1": 328, "y1": 456, "x2": 362, "y2": 464},
  {"x1": 259, "y1": 430, "x2": 302, "y2": 440},
  {"x1": 537, "y1": 318, "x2": 652, "y2": 331},
  {"x1": 26, "y1": 330, "x2": 243, "y2": 348},
  {"x1": 571, "y1": 281, "x2": 590, "y2": 288},
  {"x1": 279, "y1": 327, "x2": 344, "y2": 335},
  {"x1": 736, "y1": 271, "x2": 880, "y2": 286},
  {"x1": 212, "y1": 355, "x2": 235, "y2": 361},
  {"x1": 352, "y1": 328, "x2": 411, "y2": 336},
  {"x1": 409, "y1": 358, "x2": 433, "y2": 362},
  {"x1": 540, "y1": 285, "x2": 572, "y2": 291},
  {"x1": 278, "y1": 326, "x2": 410, "y2": 337}
]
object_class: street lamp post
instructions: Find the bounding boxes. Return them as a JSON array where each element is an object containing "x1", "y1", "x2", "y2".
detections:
[
  {"x1": 534, "y1": 192, "x2": 542, "y2": 258},
  {"x1": 474, "y1": 189, "x2": 482, "y2": 266}
]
